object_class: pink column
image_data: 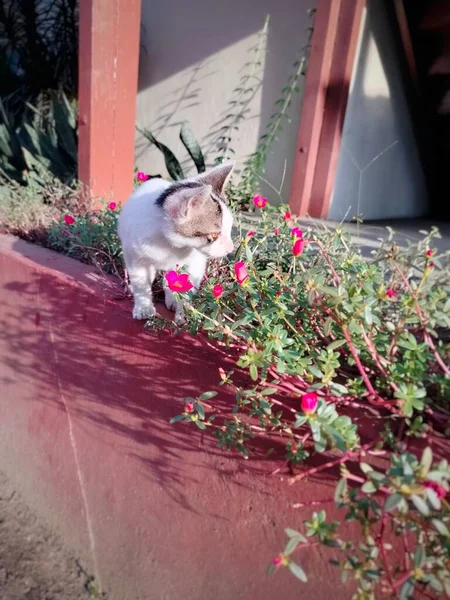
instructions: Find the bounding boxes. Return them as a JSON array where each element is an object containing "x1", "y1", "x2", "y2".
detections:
[{"x1": 78, "y1": 0, "x2": 142, "y2": 206}]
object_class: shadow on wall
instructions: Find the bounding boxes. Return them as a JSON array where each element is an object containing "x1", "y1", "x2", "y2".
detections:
[
  {"x1": 136, "y1": 0, "x2": 313, "y2": 200},
  {"x1": 329, "y1": 0, "x2": 429, "y2": 221},
  {"x1": 0, "y1": 237, "x2": 291, "y2": 516},
  {"x1": 0, "y1": 236, "x2": 403, "y2": 507},
  {"x1": 3, "y1": 239, "x2": 371, "y2": 598}
]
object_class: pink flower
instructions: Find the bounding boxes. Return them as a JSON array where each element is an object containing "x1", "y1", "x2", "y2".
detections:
[
  {"x1": 108, "y1": 202, "x2": 117, "y2": 211},
  {"x1": 247, "y1": 231, "x2": 256, "y2": 237},
  {"x1": 213, "y1": 284, "x2": 223, "y2": 298},
  {"x1": 424, "y1": 480, "x2": 447, "y2": 500},
  {"x1": 291, "y1": 227, "x2": 303, "y2": 238},
  {"x1": 301, "y1": 392, "x2": 318, "y2": 414},
  {"x1": 426, "y1": 249, "x2": 434, "y2": 257},
  {"x1": 64, "y1": 214, "x2": 75, "y2": 225},
  {"x1": 253, "y1": 195, "x2": 267, "y2": 209},
  {"x1": 386, "y1": 289, "x2": 395, "y2": 298},
  {"x1": 165, "y1": 270, "x2": 194, "y2": 293},
  {"x1": 234, "y1": 261, "x2": 248, "y2": 285},
  {"x1": 274, "y1": 228, "x2": 280, "y2": 235},
  {"x1": 185, "y1": 402, "x2": 194, "y2": 414},
  {"x1": 284, "y1": 212, "x2": 291, "y2": 221},
  {"x1": 273, "y1": 555, "x2": 284, "y2": 568},
  {"x1": 292, "y1": 238, "x2": 305, "y2": 256},
  {"x1": 137, "y1": 172, "x2": 149, "y2": 182}
]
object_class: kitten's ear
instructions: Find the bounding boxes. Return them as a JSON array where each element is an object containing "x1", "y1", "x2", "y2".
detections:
[
  {"x1": 165, "y1": 185, "x2": 211, "y2": 219},
  {"x1": 195, "y1": 161, "x2": 235, "y2": 194}
]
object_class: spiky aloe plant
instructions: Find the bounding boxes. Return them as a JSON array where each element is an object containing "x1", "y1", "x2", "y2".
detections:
[
  {"x1": 136, "y1": 121, "x2": 205, "y2": 181},
  {"x1": 0, "y1": 91, "x2": 77, "y2": 187}
]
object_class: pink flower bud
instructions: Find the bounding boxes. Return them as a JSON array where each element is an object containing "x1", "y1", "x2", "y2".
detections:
[
  {"x1": 386, "y1": 289, "x2": 395, "y2": 298},
  {"x1": 424, "y1": 480, "x2": 447, "y2": 499},
  {"x1": 64, "y1": 214, "x2": 75, "y2": 225},
  {"x1": 185, "y1": 402, "x2": 194, "y2": 413},
  {"x1": 273, "y1": 228, "x2": 280, "y2": 235},
  {"x1": 234, "y1": 261, "x2": 248, "y2": 285},
  {"x1": 273, "y1": 555, "x2": 284, "y2": 568},
  {"x1": 284, "y1": 212, "x2": 291, "y2": 220},
  {"x1": 301, "y1": 392, "x2": 318, "y2": 414},
  {"x1": 247, "y1": 231, "x2": 256, "y2": 237},
  {"x1": 426, "y1": 249, "x2": 434, "y2": 257},
  {"x1": 213, "y1": 284, "x2": 223, "y2": 298},
  {"x1": 108, "y1": 202, "x2": 117, "y2": 211},
  {"x1": 292, "y1": 238, "x2": 305, "y2": 256},
  {"x1": 137, "y1": 172, "x2": 149, "y2": 182}
]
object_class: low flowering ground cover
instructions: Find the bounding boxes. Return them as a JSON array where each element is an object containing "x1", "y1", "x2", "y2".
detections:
[
  {"x1": 5, "y1": 178, "x2": 450, "y2": 599},
  {"x1": 166, "y1": 200, "x2": 450, "y2": 600}
]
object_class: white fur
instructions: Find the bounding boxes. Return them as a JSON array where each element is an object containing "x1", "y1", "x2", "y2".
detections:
[{"x1": 118, "y1": 172, "x2": 234, "y2": 322}]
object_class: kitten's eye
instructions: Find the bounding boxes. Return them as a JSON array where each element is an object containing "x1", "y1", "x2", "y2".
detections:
[{"x1": 206, "y1": 233, "x2": 220, "y2": 243}]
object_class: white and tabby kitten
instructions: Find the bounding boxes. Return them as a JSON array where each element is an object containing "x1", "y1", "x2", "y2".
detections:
[{"x1": 118, "y1": 162, "x2": 235, "y2": 322}]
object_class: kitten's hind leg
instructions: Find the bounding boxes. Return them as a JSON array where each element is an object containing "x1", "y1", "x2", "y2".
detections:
[
  {"x1": 163, "y1": 275, "x2": 177, "y2": 312},
  {"x1": 128, "y1": 264, "x2": 156, "y2": 320},
  {"x1": 163, "y1": 275, "x2": 186, "y2": 324}
]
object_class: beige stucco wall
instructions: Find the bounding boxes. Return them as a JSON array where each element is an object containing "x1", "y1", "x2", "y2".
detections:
[
  {"x1": 136, "y1": 0, "x2": 316, "y2": 203},
  {"x1": 329, "y1": 0, "x2": 429, "y2": 221}
]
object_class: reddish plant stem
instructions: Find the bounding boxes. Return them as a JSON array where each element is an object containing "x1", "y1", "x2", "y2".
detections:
[
  {"x1": 402, "y1": 532, "x2": 410, "y2": 572},
  {"x1": 367, "y1": 449, "x2": 387, "y2": 457},
  {"x1": 289, "y1": 452, "x2": 353, "y2": 484},
  {"x1": 392, "y1": 262, "x2": 450, "y2": 377},
  {"x1": 268, "y1": 368, "x2": 304, "y2": 394},
  {"x1": 292, "y1": 498, "x2": 335, "y2": 508},
  {"x1": 392, "y1": 571, "x2": 413, "y2": 591},
  {"x1": 300, "y1": 432, "x2": 310, "y2": 444},
  {"x1": 329, "y1": 396, "x2": 381, "y2": 416},
  {"x1": 416, "y1": 586, "x2": 436, "y2": 600},
  {"x1": 217, "y1": 340, "x2": 247, "y2": 352},
  {"x1": 264, "y1": 392, "x2": 298, "y2": 415},
  {"x1": 342, "y1": 472, "x2": 392, "y2": 496},
  {"x1": 294, "y1": 374, "x2": 311, "y2": 389},
  {"x1": 315, "y1": 240, "x2": 341, "y2": 286},
  {"x1": 360, "y1": 327, "x2": 400, "y2": 394},
  {"x1": 263, "y1": 372, "x2": 379, "y2": 418},
  {"x1": 341, "y1": 327, "x2": 398, "y2": 413},
  {"x1": 377, "y1": 514, "x2": 397, "y2": 596},
  {"x1": 387, "y1": 320, "x2": 404, "y2": 358},
  {"x1": 344, "y1": 472, "x2": 365, "y2": 484},
  {"x1": 258, "y1": 381, "x2": 299, "y2": 410},
  {"x1": 289, "y1": 442, "x2": 375, "y2": 484},
  {"x1": 313, "y1": 296, "x2": 398, "y2": 412}
]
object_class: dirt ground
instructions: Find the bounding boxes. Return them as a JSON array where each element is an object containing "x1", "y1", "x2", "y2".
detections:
[{"x1": 0, "y1": 470, "x2": 102, "y2": 600}]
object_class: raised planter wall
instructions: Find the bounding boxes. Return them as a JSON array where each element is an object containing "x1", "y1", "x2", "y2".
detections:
[{"x1": 0, "y1": 234, "x2": 342, "y2": 600}]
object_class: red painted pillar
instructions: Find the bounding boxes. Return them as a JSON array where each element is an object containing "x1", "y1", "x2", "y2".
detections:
[
  {"x1": 78, "y1": 0, "x2": 141, "y2": 206},
  {"x1": 309, "y1": 0, "x2": 365, "y2": 218},
  {"x1": 289, "y1": 0, "x2": 342, "y2": 217},
  {"x1": 289, "y1": 0, "x2": 365, "y2": 218}
]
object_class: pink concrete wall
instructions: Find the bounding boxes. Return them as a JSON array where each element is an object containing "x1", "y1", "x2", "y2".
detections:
[{"x1": 0, "y1": 234, "x2": 344, "y2": 600}]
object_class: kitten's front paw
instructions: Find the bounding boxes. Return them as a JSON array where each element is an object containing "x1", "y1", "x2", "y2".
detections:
[
  {"x1": 132, "y1": 303, "x2": 156, "y2": 320},
  {"x1": 174, "y1": 310, "x2": 185, "y2": 325}
]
